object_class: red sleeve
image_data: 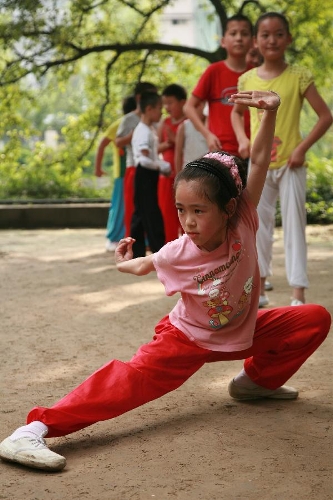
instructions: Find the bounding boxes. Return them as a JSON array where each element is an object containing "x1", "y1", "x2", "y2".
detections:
[{"x1": 192, "y1": 64, "x2": 214, "y2": 102}]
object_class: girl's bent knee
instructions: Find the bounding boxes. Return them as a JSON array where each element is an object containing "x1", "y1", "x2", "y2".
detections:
[{"x1": 304, "y1": 304, "x2": 331, "y2": 335}]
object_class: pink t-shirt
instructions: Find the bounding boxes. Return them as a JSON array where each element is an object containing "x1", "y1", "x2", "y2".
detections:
[
  {"x1": 193, "y1": 61, "x2": 251, "y2": 156},
  {"x1": 153, "y1": 190, "x2": 259, "y2": 352}
]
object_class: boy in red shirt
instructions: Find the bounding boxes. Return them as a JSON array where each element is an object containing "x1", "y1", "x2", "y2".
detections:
[
  {"x1": 158, "y1": 84, "x2": 187, "y2": 242},
  {"x1": 184, "y1": 14, "x2": 253, "y2": 154}
]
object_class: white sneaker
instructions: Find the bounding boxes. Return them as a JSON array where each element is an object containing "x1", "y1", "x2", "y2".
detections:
[
  {"x1": 105, "y1": 240, "x2": 118, "y2": 252},
  {"x1": 228, "y1": 379, "x2": 298, "y2": 400},
  {"x1": 259, "y1": 295, "x2": 269, "y2": 308},
  {"x1": 0, "y1": 436, "x2": 66, "y2": 471},
  {"x1": 291, "y1": 299, "x2": 305, "y2": 306},
  {"x1": 264, "y1": 281, "x2": 273, "y2": 291}
]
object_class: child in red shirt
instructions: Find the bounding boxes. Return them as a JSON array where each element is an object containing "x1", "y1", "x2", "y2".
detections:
[
  {"x1": 158, "y1": 84, "x2": 187, "y2": 242},
  {"x1": 184, "y1": 14, "x2": 253, "y2": 154}
]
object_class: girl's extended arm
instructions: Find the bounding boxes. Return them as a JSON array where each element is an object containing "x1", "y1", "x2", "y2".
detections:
[
  {"x1": 287, "y1": 83, "x2": 333, "y2": 168},
  {"x1": 229, "y1": 90, "x2": 280, "y2": 207},
  {"x1": 115, "y1": 238, "x2": 156, "y2": 275}
]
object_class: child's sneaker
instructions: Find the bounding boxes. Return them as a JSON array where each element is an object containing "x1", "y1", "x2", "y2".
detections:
[
  {"x1": 291, "y1": 299, "x2": 304, "y2": 306},
  {"x1": 0, "y1": 436, "x2": 66, "y2": 471},
  {"x1": 105, "y1": 240, "x2": 118, "y2": 252},
  {"x1": 259, "y1": 294, "x2": 269, "y2": 308},
  {"x1": 228, "y1": 379, "x2": 298, "y2": 400},
  {"x1": 264, "y1": 281, "x2": 273, "y2": 291}
]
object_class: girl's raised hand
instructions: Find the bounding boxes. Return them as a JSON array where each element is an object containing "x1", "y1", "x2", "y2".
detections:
[
  {"x1": 229, "y1": 90, "x2": 281, "y2": 111},
  {"x1": 115, "y1": 237, "x2": 135, "y2": 264}
]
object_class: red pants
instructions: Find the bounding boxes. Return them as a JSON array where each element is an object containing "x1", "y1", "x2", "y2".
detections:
[
  {"x1": 27, "y1": 305, "x2": 331, "y2": 438},
  {"x1": 123, "y1": 166, "x2": 136, "y2": 237},
  {"x1": 158, "y1": 175, "x2": 180, "y2": 243}
]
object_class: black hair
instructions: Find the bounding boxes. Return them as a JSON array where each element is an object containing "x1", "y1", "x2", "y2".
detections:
[
  {"x1": 174, "y1": 152, "x2": 247, "y2": 214},
  {"x1": 162, "y1": 83, "x2": 187, "y2": 101},
  {"x1": 133, "y1": 81, "x2": 157, "y2": 96},
  {"x1": 139, "y1": 91, "x2": 162, "y2": 113},
  {"x1": 122, "y1": 95, "x2": 136, "y2": 115},
  {"x1": 254, "y1": 12, "x2": 290, "y2": 36},
  {"x1": 224, "y1": 14, "x2": 253, "y2": 35}
]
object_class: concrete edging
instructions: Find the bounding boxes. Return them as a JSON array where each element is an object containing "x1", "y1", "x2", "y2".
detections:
[{"x1": 0, "y1": 202, "x2": 110, "y2": 229}]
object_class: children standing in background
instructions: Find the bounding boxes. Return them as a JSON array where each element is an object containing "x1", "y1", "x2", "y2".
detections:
[
  {"x1": 131, "y1": 92, "x2": 171, "y2": 258},
  {"x1": 1, "y1": 91, "x2": 330, "y2": 473},
  {"x1": 231, "y1": 12, "x2": 333, "y2": 307},
  {"x1": 174, "y1": 100, "x2": 208, "y2": 174},
  {"x1": 158, "y1": 84, "x2": 187, "y2": 243},
  {"x1": 184, "y1": 14, "x2": 253, "y2": 154},
  {"x1": 246, "y1": 46, "x2": 263, "y2": 67},
  {"x1": 94, "y1": 95, "x2": 137, "y2": 251},
  {"x1": 115, "y1": 82, "x2": 157, "y2": 237}
]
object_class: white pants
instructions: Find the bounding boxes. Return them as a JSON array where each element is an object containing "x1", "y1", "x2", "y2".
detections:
[{"x1": 257, "y1": 164, "x2": 309, "y2": 289}]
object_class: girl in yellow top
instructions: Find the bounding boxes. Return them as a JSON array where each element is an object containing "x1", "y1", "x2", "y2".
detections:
[{"x1": 231, "y1": 12, "x2": 332, "y2": 307}]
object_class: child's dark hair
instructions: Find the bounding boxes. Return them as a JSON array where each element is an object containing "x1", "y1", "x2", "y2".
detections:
[
  {"x1": 224, "y1": 14, "x2": 253, "y2": 35},
  {"x1": 122, "y1": 95, "x2": 136, "y2": 115},
  {"x1": 139, "y1": 91, "x2": 161, "y2": 113},
  {"x1": 162, "y1": 84, "x2": 187, "y2": 101},
  {"x1": 134, "y1": 81, "x2": 157, "y2": 96},
  {"x1": 174, "y1": 152, "x2": 247, "y2": 214},
  {"x1": 254, "y1": 12, "x2": 290, "y2": 36}
]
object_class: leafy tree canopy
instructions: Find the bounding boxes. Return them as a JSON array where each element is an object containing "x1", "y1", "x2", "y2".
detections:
[
  {"x1": 1, "y1": 0, "x2": 332, "y2": 87},
  {"x1": 0, "y1": 0, "x2": 331, "y2": 200}
]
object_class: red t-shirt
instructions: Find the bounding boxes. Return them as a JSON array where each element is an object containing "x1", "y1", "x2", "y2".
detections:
[
  {"x1": 160, "y1": 116, "x2": 184, "y2": 175},
  {"x1": 193, "y1": 61, "x2": 251, "y2": 156}
]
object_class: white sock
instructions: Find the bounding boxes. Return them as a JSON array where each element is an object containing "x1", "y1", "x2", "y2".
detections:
[
  {"x1": 10, "y1": 421, "x2": 49, "y2": 441},
  {"x1": 233, "y1": 368, "x2": 260, "y2": 388}
]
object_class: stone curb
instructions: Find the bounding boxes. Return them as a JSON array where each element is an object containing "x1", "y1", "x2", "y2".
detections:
[{"x1": 0, "y1": 202, "x2": 110, "y2": 229}]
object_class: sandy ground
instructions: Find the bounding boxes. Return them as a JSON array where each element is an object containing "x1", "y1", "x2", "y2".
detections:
[{"x1": 0, "y1": 225, "x2": 332, "y2": 500}]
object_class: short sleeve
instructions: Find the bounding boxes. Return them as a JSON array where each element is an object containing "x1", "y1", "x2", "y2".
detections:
[
  {"x1": 153, "y1": 240, "x2": 185, "y2": 296},
  {"x1": 192, "y1": 64, "x2": 213, "y2": 102},
  {"x1": 298, "y1": 67, "x2": 314, "y2": 95}
]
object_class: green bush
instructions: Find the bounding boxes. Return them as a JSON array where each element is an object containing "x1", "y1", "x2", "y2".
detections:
[
  {"x1": 275, "y1": 154, "x2": 333, "y2": 226},
  {"x1": 305, "y1": 154, "x2": 333, "y2": 224},
  {"x1": 1, "y1": 143, "x2": 332, "y2": 226},
  {"x1": 0, "y1": 142, "x2": 111, "y2": 200}
]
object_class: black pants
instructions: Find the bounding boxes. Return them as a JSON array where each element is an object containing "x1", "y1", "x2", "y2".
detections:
[{"x1": 130, "y1": 165, "x2": 165, "y2": 258}]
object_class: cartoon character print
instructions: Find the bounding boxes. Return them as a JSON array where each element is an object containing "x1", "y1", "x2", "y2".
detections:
[
  {"x1": 237, "y1": 276, "x2": 255, "y2": 313},
  {"x1": 203, "y1": 286, "x2": 233, "y2": 329},
  {"x1": 195, "y1": 239, "x2": 245, "y2": 328}
]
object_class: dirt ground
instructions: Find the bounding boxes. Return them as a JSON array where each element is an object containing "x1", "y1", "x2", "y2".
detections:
[{"x1": 0, "y1": 225, "x2": 332, "y2": 500}]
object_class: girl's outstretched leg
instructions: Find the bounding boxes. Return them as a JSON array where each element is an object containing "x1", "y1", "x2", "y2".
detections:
[{"x1": 0, "y1": 317, "x2": 210, "y2": 470}]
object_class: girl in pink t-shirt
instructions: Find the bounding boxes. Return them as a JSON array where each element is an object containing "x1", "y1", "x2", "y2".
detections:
[{"x1": 0, "y1": 91, "x2": 330, "y2": 472}]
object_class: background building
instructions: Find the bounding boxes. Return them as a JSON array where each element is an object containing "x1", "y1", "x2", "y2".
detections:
[{"x1": 159, "y1": 0, "x2": 221, "y2": 51}]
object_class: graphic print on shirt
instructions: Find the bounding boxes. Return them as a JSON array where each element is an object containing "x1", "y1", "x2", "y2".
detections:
[
  {"x1": 219, "y1": 86, "x2": 238, "y2": 105},
  {"x1": 193, "y1": 239, "x2": 254, "y2": 329},
  {"x1": 237, "y1": 276, "x2": 255, "y2": 314}
]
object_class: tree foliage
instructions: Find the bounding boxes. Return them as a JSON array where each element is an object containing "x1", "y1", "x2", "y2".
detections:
[{"x1": 0, "y1": 0, "x2": 332, "y2": 200}]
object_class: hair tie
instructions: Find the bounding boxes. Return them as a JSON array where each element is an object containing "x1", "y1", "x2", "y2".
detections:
[{"x1": 203, "y1": 152, "x2": 243, "y2": 195}]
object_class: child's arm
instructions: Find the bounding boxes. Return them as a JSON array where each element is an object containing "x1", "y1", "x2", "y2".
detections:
[
  {"x1": 287, "y1": 83, "x2": 333, "y2": 168},
  {"x1": 231, "y1": 103, "x2": 251, "y2": 159},
  {"x1": 94, "y1": 137, "x2": 111, "y2": 177},
  {"x1": 115, "y1": 131, "x2": 133, "y2": 148},
  {"x1": 184, "y1": 96, "x2": 221, "y2": 151},
  {"x1": 174, "y1": 123, "x2": 185, "y2": 174},
  {"x1": 115, "y1": 238, "x2": 156, "y2": 275},
  {"x1": 229, "y1": 90, "x2": 280, "y2": 207}
]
